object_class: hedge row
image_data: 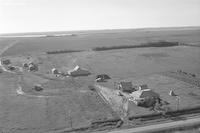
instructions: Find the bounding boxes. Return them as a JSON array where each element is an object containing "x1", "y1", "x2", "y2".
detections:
[
  {"x1": 92, "y1": 41, "x2": 181, "y2": 51},
  {"x1": 46, "y1": 50, "x2": 83, "y2": 54}
]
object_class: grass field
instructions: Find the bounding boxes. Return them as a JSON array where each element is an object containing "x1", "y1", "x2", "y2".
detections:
[
  {"x1": 1, "y1": 27, "x2": 200, "y2": 56},
  {"x1": 0, "y1": 27, "x2": 200, "y2": 133}
]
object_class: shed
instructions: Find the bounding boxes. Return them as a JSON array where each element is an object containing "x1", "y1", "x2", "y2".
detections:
[
  {"x1": 52, "y1": 68, "x2": 59, "y2": 74},
  {"x1": 33, "y1": 85, "x2": 43, "y2": 91},
  {"x1": 1, "y1": 59, "x2": 11, "y2": 65},
  {"x1": 28, "y1": 63, "x2": 38, "y2": 71},
  {"x1": 7, "y1": 65, "x2": 16, "y2": 71},
  {"x1": 96, "y1": 74, "x2": 111, "y2": 82},
  {"x1": 23, "y1": 63, "x2": 29, "y2": 68},
  {"x1": 68, "y1": 65, "x2": 91, "y2": 77}
]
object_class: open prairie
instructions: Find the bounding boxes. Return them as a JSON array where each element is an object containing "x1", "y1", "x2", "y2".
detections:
[
  {"x1": 1, "y1": 27, "x2": 200, "y2": 56},
  {"x1": 0, "y1": 27, "x2": 200, "y2": 133}
]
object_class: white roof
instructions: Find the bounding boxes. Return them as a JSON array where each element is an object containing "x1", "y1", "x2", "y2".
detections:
[
  {"x1": 68, "y1": 65, "x2": 80, "y2": 73},
  {"x1": 52, "y1": 68, "x2": 56, "y2": 71},
  {"x1": 138, "y1": 84, "x2": 148, "y2": 90},
  {"x1": 130, "y1": 89, "x2": 159, "y2": 99},
  {"x1": 68, "y1": 65, "x2": 90, "y2": 76},
  {"x1": 74, "y1": 65, "x2": 80, "y2": 71},
  {"x1": 52, "y1": 68, "x2": 59, "y2": 74}
]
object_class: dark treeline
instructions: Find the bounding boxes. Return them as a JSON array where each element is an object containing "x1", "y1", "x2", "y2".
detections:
[
  {"x1": 46, "y1": 41, "x2": 185, "y2": 54},
  {"x1": 46, "y1": 50, "x2": 83, "y2": 54},
  {"x1": 92, "y1": 41, "x2": 182, "y2": 51}
]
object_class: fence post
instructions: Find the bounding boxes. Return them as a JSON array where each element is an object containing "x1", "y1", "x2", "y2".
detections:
[{"x1": 176, "y1": 96, "x2": 180, "y2": 111}]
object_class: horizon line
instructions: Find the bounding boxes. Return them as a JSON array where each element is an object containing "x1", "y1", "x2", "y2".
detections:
[{"x1": 1, "y1": 26, "x2": 200, "y2": 36}]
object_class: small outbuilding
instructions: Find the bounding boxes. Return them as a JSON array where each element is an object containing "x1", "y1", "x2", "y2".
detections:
[
  {"x1": 68, "y1": 65, "x2": 91, "y2": 77},
  {"x1": 7, "y1": 65, "x2": 16, "y2": 71},
  {"x1": 96, "y1": 74, "x2": 111, "y2": 82},
  {"x1": 1, "y1": 59, "x2": 11, "y2": 65},
  {"x1": 52, "y1": 68, "x2": 59, "y2": 74},
  {"x1": 28, "y1": 63, "x2": 38, "y2": 72},
  {"x1": 23, "y1": 63, "x2": 29, "y2": 68},
  {"x1": 33, "y1": 85, "x2": 43, "y2": 92}
]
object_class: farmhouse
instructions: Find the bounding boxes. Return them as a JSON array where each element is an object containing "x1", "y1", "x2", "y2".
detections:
[
  {"x1": 130, "y1": 89, "x2": 159, "y2": 99},
  {"x1": 129, "y1": 89, "x2": 159, "y2": 107},
  {"x1": 68, "y1": 65, "x2": 91, "y2": 77}
]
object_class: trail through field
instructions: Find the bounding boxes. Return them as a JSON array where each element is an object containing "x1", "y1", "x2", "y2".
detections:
[
  {"x1": 0, "y1": 40, "x2": 18, "y2": 56},
  {"x1": 162, "y1": 71, "x2": 200, "y2": 87},
  {"x1": 95, "y1": 84, "x2": 128, "y2": 120},
  {"x1": 0, "y1": 41, "x2": 18, "y2": 73}
]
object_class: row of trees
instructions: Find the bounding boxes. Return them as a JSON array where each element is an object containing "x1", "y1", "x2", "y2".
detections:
[
  {"x1": 92, "y1": 41, "x2": 181, "y2": 51},
  {"x1": 46, "y1": 50, "x2": 82, "y2": 54}
]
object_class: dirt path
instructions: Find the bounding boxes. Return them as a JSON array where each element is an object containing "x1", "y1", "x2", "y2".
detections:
[
  {"x1": 161, "y1": 71, "x2": 200, "y2": 87},
  {"x1": 0, "y1": 41, "x2": 18, "y2": 73},
  {"x1": 0, "y1": 40, "x2": 18, "y2": 56},
  {"x1": 95, "y1": 84, "x2": 128, "y2": 120}
]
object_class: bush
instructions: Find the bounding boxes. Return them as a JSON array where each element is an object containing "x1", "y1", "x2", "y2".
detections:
[{"x1": 88, "y1": 85, "x2": 96, "y2": 91}]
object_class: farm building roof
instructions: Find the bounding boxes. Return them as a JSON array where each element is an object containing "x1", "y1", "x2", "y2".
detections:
[
  {"x1": 130, "y1": 89, "x2": 159, "y2": 99},
  {"x1": 96, "y1": 74, "x2": 111, "y2": 80},
  {"x1": 52, "y1": 68, "x2": 59, "y2": 74},
  {"x1": 68, "y1": 65, "x2": 91, "y2": 76}
]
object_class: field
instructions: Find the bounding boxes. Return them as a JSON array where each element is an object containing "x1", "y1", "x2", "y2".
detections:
[
  {"x1": 1, "y1": 27, "x2": 200, "y2": 56},
  {"x1": 0, "y1": 27, "x2": 200, "y2": 133}
]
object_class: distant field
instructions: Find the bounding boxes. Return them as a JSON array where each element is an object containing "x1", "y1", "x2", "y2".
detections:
[{"x1": 1, "y1": 27, "x2": 200, "y2": 56}]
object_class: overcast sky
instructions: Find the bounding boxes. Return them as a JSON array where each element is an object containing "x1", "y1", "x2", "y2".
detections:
[{"x1": 0, "y1": 0, "x2": 200, "y2": 33}]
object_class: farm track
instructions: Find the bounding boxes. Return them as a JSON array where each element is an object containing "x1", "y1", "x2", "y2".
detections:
[
  {"x1": 0, "y1": 40, "x2": 18, "y2": 56},
  {"x1": 0, "y1": 41, "x2": 19, "y2": 73},
  {"x1": 94, "y1": 85, "x2": 121, "y2": 119},
  {"x1": 161, "y1": 71, "x2": 200, "y2": 87}
]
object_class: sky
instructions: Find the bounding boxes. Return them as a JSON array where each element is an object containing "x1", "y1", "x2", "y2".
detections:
[{"x1": 0, "y1": 0, "x2": 200, "y2": 33}]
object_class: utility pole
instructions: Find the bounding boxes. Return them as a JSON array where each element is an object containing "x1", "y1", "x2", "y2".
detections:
[
  {"x1": 122, "y1": 95, "x2": 129, "y2": 120},
  {"x1": 176, "y1": 96, "x2": 180, "y2": 111},
  {"x1": 68, "y1": 110, "x2": 73, "y2": 129},
  {"x1": 169, "y1": 90, "x2": 180, "y2": 111}
]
